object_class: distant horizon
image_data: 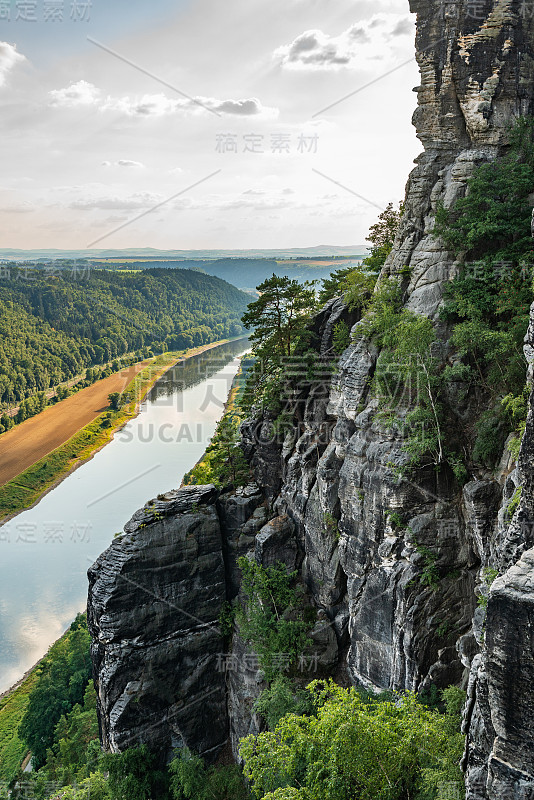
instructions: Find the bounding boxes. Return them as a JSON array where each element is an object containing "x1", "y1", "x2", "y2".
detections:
[{"x1": 0, "y1": 244, "x2": 369, "y2": 261}]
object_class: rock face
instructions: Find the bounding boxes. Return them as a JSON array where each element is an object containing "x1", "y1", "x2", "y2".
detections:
[
  {"x1": 88, "y1": 2, "x2": 534, "y2": 797},
  {"x1": 88, "y1": 486, "x2": 229, "y2": 762},
  {"x1": 390, "y1": 0, "x2": 534, "y2": 321},
  {"x1": 87, "y1": 482, "x2": 308, "y2": 763},
  {"x1": 463, "y1": 317, "x2": 534, "y2": 800},
  {"x1": 243, "y1": 2, "x2": 534, "y2": 797},
  {"x1": 483, "y1": 549, "x2": 534, "y2": 798}
]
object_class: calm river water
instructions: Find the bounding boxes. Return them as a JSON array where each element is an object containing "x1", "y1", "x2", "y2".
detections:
[{"x1": 0, "y1": 339, "x2": 249, "y2": 693}]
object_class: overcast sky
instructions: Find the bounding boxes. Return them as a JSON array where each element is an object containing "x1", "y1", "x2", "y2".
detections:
[{"x1": 0, "y1": 0, "x2": 420, "y2": 250}]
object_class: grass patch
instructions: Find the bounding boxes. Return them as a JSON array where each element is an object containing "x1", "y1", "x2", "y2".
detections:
[
  {"x1": 0, "y1": 669, "x2": 40, "y2": 782},
  {"x1": 0, "y1": 673, "x2": 39, "y2": 782}
]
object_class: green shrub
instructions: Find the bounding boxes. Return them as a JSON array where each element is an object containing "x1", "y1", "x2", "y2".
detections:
[
  {"x1": 342, "y1": 269, "x2": 377, "y2": 311},
  {"x1": 385, "y1": 510, "x2": 405, "y2": 529},
  {"x1": 170, "y1": 749, "x2": 248, "y2": 800},
  {"x1": 412, "y1": 541, "x2": 440, "y2": 590},
  {"x1": 477, "y1": 566, "x2": 499, "y2": 609},
  {"x1": 240, "y1": 679, "x2": 465, "y2": 800},
  {"x1": 218, "y1": 601, "x2": 236, "y2": 639},
  {"x1": 102, "y1": 745, "x2": 169, "y2": 800},
  {"x1": 332, "y1": 321, "x2": 351, "y2": 354},
  {"x1": 506, "y1": 487, "x2": 522, "y2": 520},
  {"x1": 184, "y1": 414, "x2": 250, "y2": 489},
  {"x1": 46, "y1": 772, "x2": 111, "y2": 800},
  {"x1": 253, "y1": 675, "x2": 315, "y2": 731},
  {"x1": 235, "y1": 560, "x2": 313, "y2": 683},
  {"x1": 323, "y1": 512, "x2": 340, "y2": 540},
  {"x1": 472, "y1": 408, "x2": 509, "y2": 467},
  {"x1": 357, "y1": 280, "x2": 447, "y2": 471}
]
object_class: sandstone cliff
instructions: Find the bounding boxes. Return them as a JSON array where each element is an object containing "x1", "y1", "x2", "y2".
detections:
[{"x1": 88, "y1": 2, "x2": 534, "y2": 798}]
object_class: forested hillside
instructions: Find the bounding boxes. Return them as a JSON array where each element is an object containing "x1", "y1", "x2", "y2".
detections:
[
  {"x1": 0, "y1": 268, "x2": 248, "y2": 407},
  {"x1": 97, "y1": 258, "x2": 365, "y2": 290}
]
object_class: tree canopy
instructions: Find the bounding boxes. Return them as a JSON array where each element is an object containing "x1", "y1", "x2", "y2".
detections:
[
  {"x1": 319, "y1": 202, "x2": 403, "y2": 306},
  {"x1": 240, "y1": 680, "x2": 465, "y2": 800},
  {"x1": 19, "y1": 615, "x2": 92, "y2": 769},
  {"x1": 0, "y1": 267, "x2": 248, "y2": 411},
  {"x1": 241, "y1": 275, "x2": 318, "y2": 410}
]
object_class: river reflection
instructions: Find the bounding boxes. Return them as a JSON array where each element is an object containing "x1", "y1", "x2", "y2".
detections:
[{"x1": 0, "y1": 339, "x2": 249, "y2": 693}]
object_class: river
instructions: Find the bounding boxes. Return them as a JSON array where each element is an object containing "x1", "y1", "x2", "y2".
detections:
[{"x1": 0, "y1": 339, "x2": 249, "y2": 694}]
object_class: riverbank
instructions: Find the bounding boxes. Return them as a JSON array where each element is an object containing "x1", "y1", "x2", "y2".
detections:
[
  {"x1": 0, "y1": 662, "x2": 40, "y2": 782},
  {"x1": 181, "y1": 353, "x2": 251, "y2": 487},
  {"x1": 0, "y1": 337, "x2": 248, "y2": 525},
  {"x1": 3, "y1": 350, "x2": 145, "y2": 421},
  {"x1": 0, "y1": 616, "x2": 91, "y2": 783}
]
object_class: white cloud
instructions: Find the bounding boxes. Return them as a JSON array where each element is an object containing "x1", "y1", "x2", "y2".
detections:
[
  {"x1": 102, "y1": 92, "x2": 175, "y2": 116},
  {"x1": 2, "y1": 1, "x2": 421, "y2": 250},
  {"x1": 104, "y1": 92, "x2": 278, "y2": 118},
  {"x1": 275, "y1": 14, "x2": 414, "y2": 70},
  {"x1": 0, "y1": 200, "x2": 34, "y2": 213},
  {"x1": 49, "y1": 80, "x2": 101, "y2": 107},
  {"x1": 215, "y1": 98, "x2": 274, "y2": 116},
  {"x1": 49, "y1": 84, "x2": 278, "y2": 118},
  {"x1": 69, "y1": 192, "x2": 162, "y2": 211},
  {"x1": 0, "y1": 42, "x2": 25, "y2": 87},
  {"x1": 101, "y1": 160, "x2": 144, "y2": 168}
]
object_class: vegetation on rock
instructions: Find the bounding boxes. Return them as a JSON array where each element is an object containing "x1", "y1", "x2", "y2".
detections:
[
  {"x1": 319, "y1": 202, "x2": 402, "y2": 306},
  {"x1": 435, "y1": 116, "x2": 534, "y2": 465},
  {"x1": 240, "y1": 680, "x2": 466, "y2": 800},
  {"x1": 183, "y1": 358, "x2": 251, "y2": 488},
  {"x1": 241, "y1": 275, "x2": 318, "y2": 413},
  {"x1": 235, "y1": 559, "x2": 313, "y2": 683}
]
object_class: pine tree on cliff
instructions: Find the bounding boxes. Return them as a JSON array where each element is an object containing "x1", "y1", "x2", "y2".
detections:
[{"x1": 241, "y1": 274, "x2": 317, "y2": 410}]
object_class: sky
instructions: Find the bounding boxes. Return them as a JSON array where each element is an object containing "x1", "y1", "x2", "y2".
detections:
[{"x1": 0, "y1": 0, "x2": 421, "y2": 250}]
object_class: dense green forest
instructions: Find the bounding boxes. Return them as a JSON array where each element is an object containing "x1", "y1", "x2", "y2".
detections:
[
  {"x1": 11, "y1": 257, "x2": 365, "y2": 292},
  {"x1": 100, "y1": 258, "x2": 364, "y2": 290},
  {"x1": 0, "y1": 268, "x2": 248, "y2": 410}
]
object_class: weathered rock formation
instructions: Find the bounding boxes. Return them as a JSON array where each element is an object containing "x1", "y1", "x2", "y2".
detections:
[
  {"x1": 462, "y1": 317, "x2": 534, "y2": 799},
  {"x1": 88, "y1": 1, "x2": 534, "y2": 797},
  {"x1": 87, "y1": 486, "x2": 229, "y2": 761}
]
